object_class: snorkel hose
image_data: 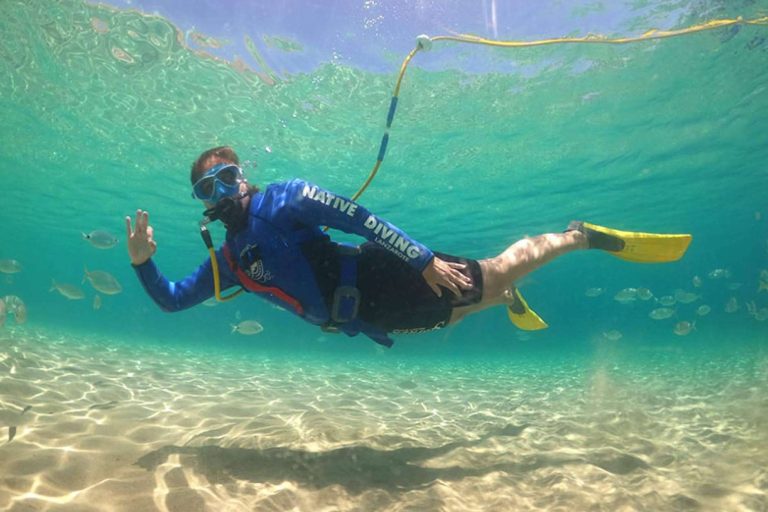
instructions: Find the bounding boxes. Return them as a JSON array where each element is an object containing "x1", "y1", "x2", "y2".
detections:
[
  {"x1": 200, "y1": 205, "x2": 245, "y2": 302},
  {"x1": 351, "y1": 16, "x2": 768, "y2": 203}
]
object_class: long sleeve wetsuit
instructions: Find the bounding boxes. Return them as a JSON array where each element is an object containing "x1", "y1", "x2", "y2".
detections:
[{"x1": 133, "y1": 179, "x2": 434, "y2": 342}]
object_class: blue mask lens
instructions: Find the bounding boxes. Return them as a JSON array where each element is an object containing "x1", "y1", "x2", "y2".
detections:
[{"x1": 192, "y1": 164, "x2": 243, "y2": 202}]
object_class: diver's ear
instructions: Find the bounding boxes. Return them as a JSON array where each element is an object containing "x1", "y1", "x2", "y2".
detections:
[{"x1": 239, "y1": 181, "x2": 249, "y2": 194}]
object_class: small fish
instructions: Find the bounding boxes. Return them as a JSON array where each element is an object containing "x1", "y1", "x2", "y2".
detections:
[
  {"x1": 1, "y1": 405, "x2": 32, "y2": 442},
  {"x1": 727, "y1": 282, "x2": 742, "y2": 291},
  {"x1": 585, "y1": 287, "x2": 605, "y2": 297},
  {"x1": 637, "y1": 288, "x2": 653, "y2": 301},
  {"x1": 692, "y1": 275, "x2": 702, "y2": 288},
  {"x1": 674, "y1": 289, "x2": 700, "y2": 304},
  {"x1": 51, "y1": 280, "x2": 86, "y2": 300},
  {"x1": 202, "y1": 297, "x2": 219, "y2": 307},
  {"x1": 0, "y1": 299, "x2": 5, "y2": 328},
  {"x1": 760, "y1": 270, "x2": 768, "y2": 291},
  {"x1": 88, "y1": 401, "x2": 118, "y2": 410},
  {"x1": 673, "y1": 321, "x2": 695, "y2": 336},
  {"x1": 82, "y1": 230, "x2": 118, "y2": 249},
  {"x1": 93, "y1": 294, "x2": 102, "y2": 310},
  {"x1": 231, "y1": 320, "x2": 264, "y2": 335},
  {"x1": 602, "y1": 330, "x2": 623, "y2": 341},
  {"x1": 0, "y1": 259, "x2": 22, "y2": 274},
  {"x1": 83, "y1": 267, "x2": 122, "y2": 295},
  {"x1": 724, "y1": 297, "x2": 739, "y2": 313},
  {"x1": 708, "y1": 268, "x2": 731, "y2": 280},
  {"x1": 3, "y1": 296, "x2": 24, "y2": 325},
  {"x1": 696, "y1": 305, "x2": 711, "y2": 317},
  {"x1": 658, "y1": 295, "x2": 676, "y2": 307},
  {"x1": 614, "y1": 288, "x2": 637, "y2": 304},
  {"x1": 649, "y1": 307, "x2": 675, "y2": 320},
  {"x1": 13, "y1": 301, "x2": 26, "y2": 324},
  {"x1": 754, "y1": 308, "x2": 768, "y2": 322}
]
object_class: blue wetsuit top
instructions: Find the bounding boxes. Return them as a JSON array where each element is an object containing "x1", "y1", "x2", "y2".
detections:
[{"x1": 133, "y1": 179, "x2": 435, "y2": 344}]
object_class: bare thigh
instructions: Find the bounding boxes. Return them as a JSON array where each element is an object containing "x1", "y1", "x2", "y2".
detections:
[{"x1": 447, "y1": 231, "x2": 587, "y2": 325}]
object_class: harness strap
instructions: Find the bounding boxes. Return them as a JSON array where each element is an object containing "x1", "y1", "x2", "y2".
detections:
[
  {"x1": 330, "y1": 243, "x2": 361, "y2": 323},
  {"x1": 222, "y1": 244, "x2": 305, "y2": 316},
  {"x1": 321, "y1": 244, "x2": 395, "y2": 348}
]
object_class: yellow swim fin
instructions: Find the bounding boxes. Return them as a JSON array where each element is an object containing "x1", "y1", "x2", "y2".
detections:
[
  {"x1": 571, "y1": 221, "x2": 692, "y2": 263},
  {"x1": 506, "y1": 287, "x2": 548, "y2": 331}
]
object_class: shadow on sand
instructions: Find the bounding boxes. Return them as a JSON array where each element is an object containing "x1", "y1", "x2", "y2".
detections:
[{"x1": 136, "y1": 424, "x2": 648, "y2": 494}]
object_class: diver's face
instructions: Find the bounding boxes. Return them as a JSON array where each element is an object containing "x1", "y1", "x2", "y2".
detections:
[{"x1": 191, "y1": 158, "x2": 247, "y2": 207}]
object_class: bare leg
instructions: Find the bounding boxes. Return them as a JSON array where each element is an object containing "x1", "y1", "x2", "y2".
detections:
[{"x1": 448, "y1": 230, "x2": 588, "y2": 324}]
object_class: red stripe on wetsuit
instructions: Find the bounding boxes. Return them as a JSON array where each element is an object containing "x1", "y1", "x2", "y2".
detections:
[{"x1": 222, "y1": 244, "x2": 304, "y2": 316}]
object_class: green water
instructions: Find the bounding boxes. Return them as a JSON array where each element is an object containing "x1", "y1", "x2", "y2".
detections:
[
  {"x1": 1, "y1": 2, "x2": 768, "y2": 509},
  {"x1": 1, "y1": 1, "x2": 767, "y2": 354}
]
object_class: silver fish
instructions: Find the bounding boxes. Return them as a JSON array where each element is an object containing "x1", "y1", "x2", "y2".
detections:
[
  {"x1": 696, "y1": 305, "x2": 711, "y2": 316},
  {"x1": 658, "y1": 295, "x2": 676, "y2": 307},
  {"x1": 674, "y1": 289, "x2": 700, "y2": 304},
  {"x1": 602, "y1": 330, "x2": 623, "y2": 341},
  {"x1": 0, "y1": 259, "x2": 22, "y2": 274},
  {"x1": 637, "y1": 288, "x2": 653, "y2": 301},
  {"x1": 51, "y1": 280, "x2": 86, "y2": 300},
  {"x1": 585, "y1": 287, "x2": 605, "y2": 297},
  {"x1": 708, "y1": 268, "x2": 731, "y2": 279},
  {"x1": 13, "y1": 301, "x2": 26, "y2": 324},
  {"x1": 82, "y1": 230, "x2": 118, "y2": 249},
  {"x1": 0, "y1": 299, "x2": 5, "y2": 328},
  {"x1": 0, "y1": 405, "x2": 33, "y2": 442},
  {"x1": 724, "y1": 297, "x2": 738, "y2": 313},
  {"x1": 614, "y1": 288, "x2": 637, "y2": 303},
  {"x1": 83, "y1": 267, "x2": 122, "y2": 295},
  {"x1": 231, "y1": 320, "x2": 264, "y2": 335},
  {"x1": 649, "y1": 307, "x2": 675, "y2": 320},
  {"x1": 673, "y1": 321, "x2": 695, "y2": 336},
  {"x1": 692, "y1": 275, "x2": 702, "y2": 288}
]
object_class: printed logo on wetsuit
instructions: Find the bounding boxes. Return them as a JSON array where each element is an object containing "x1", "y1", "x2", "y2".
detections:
[
  {"x1": 391, "y1": 320, "x2": 446, "y2": 335},
  {"x1": 363, "y1": 215, "x2": 422, "y2": 261},
  {"x1": 302, "y1": 184, "x2": 359, "y2": 217},
  {"x1": 239, "y1": 244, "x2": 273, "y2": 283}
]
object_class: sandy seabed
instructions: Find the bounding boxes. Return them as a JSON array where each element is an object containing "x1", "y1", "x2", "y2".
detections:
[{"x1": 0, "y1": 328, "x2": 766, "y2": 512}]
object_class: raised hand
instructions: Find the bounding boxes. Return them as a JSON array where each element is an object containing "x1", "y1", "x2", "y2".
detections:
[{"x1": 125, "y1": 209, "x2": 157, "y2": 265}]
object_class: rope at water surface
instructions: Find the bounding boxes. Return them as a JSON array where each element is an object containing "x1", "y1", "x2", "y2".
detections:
[{"x1": 350, "y1": 15, "x2": 768, "y2": 202}]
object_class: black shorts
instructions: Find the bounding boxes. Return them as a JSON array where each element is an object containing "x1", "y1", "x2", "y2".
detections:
[
  {"x1": 356, "y1": 243, "x2": 483, "y2": 333},
  {"x1": 304, "y1": 239, "x2": 483, "y2": 334}
]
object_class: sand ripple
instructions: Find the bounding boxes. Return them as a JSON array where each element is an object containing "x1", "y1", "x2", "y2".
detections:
[{"x1": 0, "y1": 328, "x2": 766, "y2": 511}]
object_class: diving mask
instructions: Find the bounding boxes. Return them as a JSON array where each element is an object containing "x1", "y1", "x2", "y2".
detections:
[{"x1": 191, "y1": 163, "x2": 244, "y2": 203}]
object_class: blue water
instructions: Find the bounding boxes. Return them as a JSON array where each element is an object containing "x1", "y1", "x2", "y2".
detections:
[{"x1": 1, "y1": 1, "x2": 767, "y2": 509}]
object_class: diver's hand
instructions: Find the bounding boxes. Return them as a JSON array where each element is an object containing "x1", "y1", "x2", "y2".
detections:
[
  {"x1": 125, "y1": 209, "x2": 157, "y2": 266},
  {"x1": 422, "y1": 257, "x2": 472, "y2": 298}
]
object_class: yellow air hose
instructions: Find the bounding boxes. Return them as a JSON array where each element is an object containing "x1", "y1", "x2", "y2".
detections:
[
  {"x1": 349, "y1": 15, "x2": 768, "y2": 202},
  {"x1": 232, "y1": 15, "x2": 768, "y2": 296},
  {"x1": 200, "y1": 222, "x2": 244, "y2": 302}
]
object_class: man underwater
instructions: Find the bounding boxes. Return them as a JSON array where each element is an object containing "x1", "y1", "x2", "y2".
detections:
[{"x1": 126, "y1": 146, "x2": 691, "y2": 347}]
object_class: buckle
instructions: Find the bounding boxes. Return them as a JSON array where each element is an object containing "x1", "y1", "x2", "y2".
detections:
[
  {"x1": 321, "y1": 323, "x2": 342, "y2": 333},
  {"x1": 331, "y1": 286, "x2": 360, "y2": 323},
  {"x1": 336, "y1": 243, "x2": 361, "y2": 256}
]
